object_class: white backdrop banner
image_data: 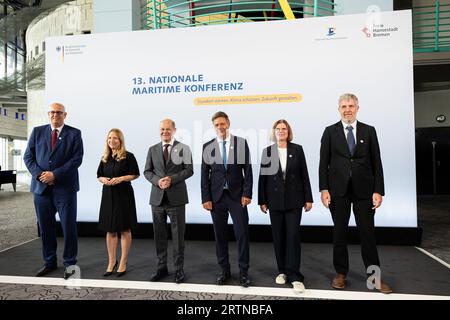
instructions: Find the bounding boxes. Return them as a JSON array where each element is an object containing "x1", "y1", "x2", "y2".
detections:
[{"x1": 46, "y1": 10, "x2": 416, "y2": 227}]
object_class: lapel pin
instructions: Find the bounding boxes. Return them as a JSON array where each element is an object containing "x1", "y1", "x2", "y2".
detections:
[
  {"x1": 174, "y1": 149, "x2": 178, "y2": 152},
  {"x1": 289, "y1": 154, "x2": 293, "y2": 158},
  {"x1": 230, "y1": 146, "x2": 234, "y2": 149},
  {"x1": 360, "y1": 140, "x2": 364, "y2": 143}
]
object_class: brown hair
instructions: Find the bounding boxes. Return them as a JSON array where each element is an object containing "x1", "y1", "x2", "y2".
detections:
[
  {"x1": 270, "y1": 119, "x2": 293, "y2": 142},
  {"x1": 211, "y1": 111, "x2": 230, "y2": 123}
]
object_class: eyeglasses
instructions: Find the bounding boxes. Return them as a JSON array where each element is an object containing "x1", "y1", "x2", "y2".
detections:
[
  {"x1": 48, "y1": 111, "x2": 65, "y2": 115},
  {"x1": 275, "y1": 128, "x2": 288, "y2": 132}
]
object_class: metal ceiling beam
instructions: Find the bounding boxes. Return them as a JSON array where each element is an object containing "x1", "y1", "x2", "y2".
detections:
[{"x1": 0, "y1": 96, "x2": 27, "y2": 104}]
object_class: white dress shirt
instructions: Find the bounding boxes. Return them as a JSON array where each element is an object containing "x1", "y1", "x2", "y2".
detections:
[
  {"x1": 217, "y1": 135, "x2": 231, "y2": 163},
  {"x1": 278, "y1": 147, "x2": 287, "y2": 177}
]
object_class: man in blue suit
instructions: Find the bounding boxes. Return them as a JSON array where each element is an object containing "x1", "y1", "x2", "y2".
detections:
[
  {"x1": 24, "y1": 102, "x2": 84, "y2": 279},
  {"x1": 201, "y1": 111, "x2": 253, "y2": 287}
]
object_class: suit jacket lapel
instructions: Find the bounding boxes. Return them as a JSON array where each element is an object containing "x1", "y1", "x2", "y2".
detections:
[
  {"x1": 335, "y1": 122, "x2": 351, "y2": 157},
  {"x1": 227, "y1": 135, "x2": 235, "y2": 170},
  {"x1": 46, "y1": 125, "x2": 52, "y2": 153},
  {"x1": 210, "y1": 139, "x2": 225, "y2": 172},
  {"x1": 354, "y1": 122, "x2": 364, "y2": 155},
  {"x1": 285, "y1": 142, "x2": 294, "y2": 176},
  {"x1": 155, "y1": 142, "x2": 165, "y2": 169},
  {"x1": 166, "y1": 140, "x2": 179, "y2": 168},
  {"x1": 271, "y1": 144, "x2": 284, "y2": 180}
]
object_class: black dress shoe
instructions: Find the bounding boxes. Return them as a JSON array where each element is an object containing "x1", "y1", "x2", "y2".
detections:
[
  {"x1": 174, "y1": 269, "x2": 185, "y2": 284},
  {"x1": 103, "y1": 260, "x2": 118, "y2": 277},
  {"x1": 63, "y1": 267, "x2": 75, "y2": 280},
  {"x1": 239, "y1": 273, "x2": 251, "y2": 287},
  {"x1": 35, "y1": 264, "x2": 57, "y2": 277},
  {"x1": 150, "y1": 268, "x2": 169, "y2": 282},
  {"x1": 216, "y1": 271, "x2": 231, "y2": 285}
]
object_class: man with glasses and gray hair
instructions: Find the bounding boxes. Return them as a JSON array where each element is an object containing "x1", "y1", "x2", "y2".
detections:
[{"x1": 24, "y1": 102, "x2": 84, "y2": 280}]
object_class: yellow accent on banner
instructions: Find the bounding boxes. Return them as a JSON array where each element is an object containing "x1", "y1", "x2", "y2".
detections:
[
  {"x1": 194, "y1": 94, "x2": 302, "y2": 106},
  {"x1": 278, "y1": 0, "x2": 296, "y2": 20}
]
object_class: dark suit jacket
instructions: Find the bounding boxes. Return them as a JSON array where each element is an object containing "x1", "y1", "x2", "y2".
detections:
[
  {"x1": 319, "y1": 121, "x2": 384, "y2": 198},
  {"x1": 144, "y1": 140, "x2": 193, "y2": 206},
  {"x1": 23, "y1": 124, "x2": 84, "y2": 195},
  {"x1": 201, "y1": 135, "x2": 253, "y2": 203},
  {"x1": 258, "y1": 143, "x2": 313, "y2": 211}
]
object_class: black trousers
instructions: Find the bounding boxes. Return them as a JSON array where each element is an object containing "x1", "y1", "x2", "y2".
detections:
[
  {"x1": 269, "y1": 208, "x2": 304, "y2": 282},
  {"x1": 211, "y1": 190, "x2": 249, "y2": 274},
  {"x1": 329, "y1": 181, "x2": 380, "y2": 275}
]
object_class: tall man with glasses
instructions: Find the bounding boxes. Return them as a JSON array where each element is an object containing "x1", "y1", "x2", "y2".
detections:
[
  {"x1": 24, "y1": 103, "x2": 84, "y2": 280},
  {"x1": 201, "y1": 111, "x2": 253, "y2": 287},
  {"x1": 319, "y1": 93, "x2": 392, "y2": 294}
]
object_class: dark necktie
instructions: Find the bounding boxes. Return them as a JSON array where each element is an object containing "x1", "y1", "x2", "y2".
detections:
[
  {"x1": 346, "y1": 125, "x2": 356, "y2": 155},
  {"x1": 163, "y1": 144, "x2": 170, "y2": 164},
  {"x1": 51, "y1": 129, "x2": 58, "y2": 151}
]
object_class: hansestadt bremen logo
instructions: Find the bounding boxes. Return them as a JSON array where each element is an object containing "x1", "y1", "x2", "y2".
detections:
[
  {"x1": 362, "y1": 23, "x2": 399, "y2": 39},
  {"x1": 362, "y1": 27, "x2": 371, "y2": 38}
]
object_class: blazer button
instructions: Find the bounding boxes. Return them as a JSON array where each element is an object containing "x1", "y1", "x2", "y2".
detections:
[{"x1": 350, "y1": 159, "x2": 354, "y2": 162}]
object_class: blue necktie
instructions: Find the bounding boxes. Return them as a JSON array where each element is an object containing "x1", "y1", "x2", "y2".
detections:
[
  {"x1": 222, "y1": 141, "x2": 227, "y2": 170},
  {"x1": 222, "y1": 141, "x2": 228, "y2": 188},
  {"x1": 346, "y1": 125, "x2": 356, "y2": 155}
]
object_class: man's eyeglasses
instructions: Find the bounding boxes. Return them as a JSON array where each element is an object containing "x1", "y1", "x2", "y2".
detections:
[{"x1": 48, "y1": 111, "x2": 65, "y2": 115}]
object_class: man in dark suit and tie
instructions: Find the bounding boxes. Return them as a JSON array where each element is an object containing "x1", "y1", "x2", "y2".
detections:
[
  {"x1": 144, "y1": 119, "x2": 193, "y2": 284},
  {"x1": 201, "y1": 111, "x2": 253, "y2": 287},
  {"x1": 319, "y1": 93, "x2": 392, "y2": 294},
  {"x1": 23, "y1": 103, "x2": 84, "y2": 279}
]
